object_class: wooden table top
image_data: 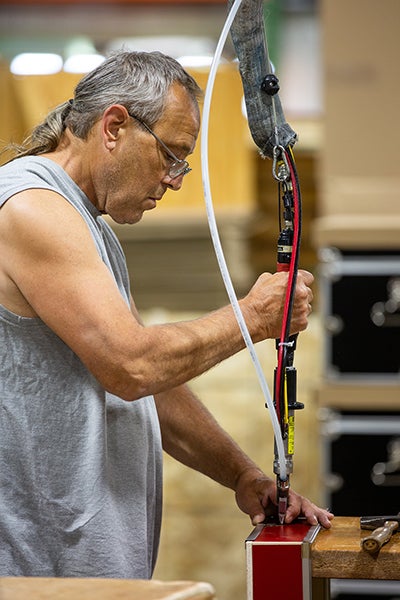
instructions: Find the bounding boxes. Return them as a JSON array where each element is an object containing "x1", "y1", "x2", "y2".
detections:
[
  {"x1": 312, "y1": 516, "x2": 400, "y2": 580},
  {"x1": 0, "y1": 577, "x2": 216, "y2": 600}
]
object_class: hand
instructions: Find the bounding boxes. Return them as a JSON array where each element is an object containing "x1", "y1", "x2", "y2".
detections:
[
  {"x1": 242, "y1": 269, "x2": 314, "y2": 342},
  {"x1": 234, "y1": 468, "x2": 334, "y2": 528},
  {"x1": 288, "y1": 269, "x2": 314, "y2": 337}
]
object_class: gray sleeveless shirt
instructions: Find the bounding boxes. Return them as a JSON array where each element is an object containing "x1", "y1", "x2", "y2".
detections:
[{"x1": 0, "y1": 156, "x2": 163, "y2": 578}]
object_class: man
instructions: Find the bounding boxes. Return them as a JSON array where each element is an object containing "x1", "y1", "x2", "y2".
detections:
[{"x1": 0, "y1": 50, "x2": 332, "y2": 578}]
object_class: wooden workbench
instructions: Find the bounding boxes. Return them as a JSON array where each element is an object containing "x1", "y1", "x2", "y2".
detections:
[
  {"x1": 0, "y1": 577, "x2": 216, "y2": 600},
  {"x1": 312, "y1": 516, "x2": 400, "y2": 581}
]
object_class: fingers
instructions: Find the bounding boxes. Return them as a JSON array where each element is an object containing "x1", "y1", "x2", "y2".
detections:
[
  {"x1": 288, "y1": 270, "x2": 314, "y2": 334},
  {"x1": 317, "y1": 510, "x2": 335, "y2": 529},
  {"x1": 294, "y1": 505, "x2": 334, "y2": 529},
  {"x1": 298, "y1": 269, "x2": 314, "y2": 288},
  {"x1": 285, "y1": 493, "x2": 334, "y2": 529}
]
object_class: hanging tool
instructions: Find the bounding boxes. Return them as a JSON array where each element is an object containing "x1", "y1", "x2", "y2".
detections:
[
  {"x1": 227, "y1": 0, "x2": 303, "y2": 524},
  {"x1": 360, "y1": 514, "x2": 400, "y2": 554},
  {"x1": 202, "y1": 0, "x2": 291, "y2": 498}
]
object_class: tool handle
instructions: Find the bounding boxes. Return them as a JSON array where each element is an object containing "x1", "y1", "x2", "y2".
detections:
[
  {"x1": 361, "y1": 520, "x2": 399, "y2": 554},
  {"x1": 277, "y1": 263, "x2": 289, "y2": 273}
]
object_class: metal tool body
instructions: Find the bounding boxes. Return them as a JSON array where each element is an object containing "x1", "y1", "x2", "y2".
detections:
[
  {"x1": 360, "y1": 514, "x2": 400, "y2": 554},
  {"x1": 272, "y1": 155, "x2": 304, "y2": 524}
]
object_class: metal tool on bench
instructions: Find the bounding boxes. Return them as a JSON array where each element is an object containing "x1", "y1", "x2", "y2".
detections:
[{"x1": 360, "y1": 514, "x2": 400, "y2": 554}]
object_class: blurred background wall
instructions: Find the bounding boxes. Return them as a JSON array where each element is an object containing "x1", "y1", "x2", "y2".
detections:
[{"x1": 1, "y1": 1, "x2": 399, "y2": 599}]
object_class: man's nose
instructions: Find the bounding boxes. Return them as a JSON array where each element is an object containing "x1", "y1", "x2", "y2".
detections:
[{"x1": 162, "y1": 173, "x2": 184, "y2": 191}]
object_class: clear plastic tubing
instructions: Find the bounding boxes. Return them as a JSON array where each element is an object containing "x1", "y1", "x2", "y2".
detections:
[{"x1": 200, "y1": 0, "x2": 287, "y2": 480}]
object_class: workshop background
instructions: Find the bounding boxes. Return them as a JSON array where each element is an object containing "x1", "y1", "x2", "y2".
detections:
[{"x1": 1, "y1": 1, "x2": 399, "y2": 599}]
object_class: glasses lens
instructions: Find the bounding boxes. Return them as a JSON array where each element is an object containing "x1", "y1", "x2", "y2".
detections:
[{"x1": 169, "y1": 161, "x2": 191, "y2": 179}]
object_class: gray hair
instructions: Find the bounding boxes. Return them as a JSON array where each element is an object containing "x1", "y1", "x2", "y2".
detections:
[{"x1": 9, "y1": 50, "x2": 203, "y2": 158}]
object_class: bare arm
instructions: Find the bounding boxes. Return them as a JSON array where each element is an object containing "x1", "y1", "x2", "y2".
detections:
[
  {"x1": 155, "y1": 385, "x2": 333, "y2": 528},
  {"x1": 156, "y1": 384, "x2": 263, "y2": 490},
  {"x1": 0, "y1": 189, "x2": 313, "y2": 401}
]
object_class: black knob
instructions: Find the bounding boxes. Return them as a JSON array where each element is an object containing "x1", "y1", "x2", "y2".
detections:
[{"x1": 261, "y1": 74, "x2": 280, "y2": 96}]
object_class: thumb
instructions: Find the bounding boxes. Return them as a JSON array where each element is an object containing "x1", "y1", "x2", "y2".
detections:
[{"x1": 252, "y1": 511, "x2": 266, "y2": 526}]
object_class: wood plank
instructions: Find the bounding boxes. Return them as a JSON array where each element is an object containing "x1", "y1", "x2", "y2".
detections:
[
  {"x1": 315, "y1": 383, "x2": 400, "y2": 411},
  {"x1": 0, "y1": 577, "x2": 216, "y2": 600},
  {"x1": 312, "y1": 516, "x2": 400, "y2": 581},
  {"x1": 312, "y1": 214, "x2": 400, "y2": 249},
  {"x1": 1, "y1": 1, "x2": 224, "y2": 5}
]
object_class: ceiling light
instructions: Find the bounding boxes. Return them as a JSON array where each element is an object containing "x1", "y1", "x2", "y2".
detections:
[
  {"x1": 10, "y1": 53, "x2": 63, "y2": 76},
  {"x1": 63, "y1": 36, "x2": 104, "y2": 74},
  {"x1": 64, "y1": 54, "x2": 105, "y2": 74}
]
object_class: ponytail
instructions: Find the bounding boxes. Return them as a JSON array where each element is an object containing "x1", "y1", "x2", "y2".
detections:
[{"x1": 5, "y1": 99, "x2": 74, "y2": 160}]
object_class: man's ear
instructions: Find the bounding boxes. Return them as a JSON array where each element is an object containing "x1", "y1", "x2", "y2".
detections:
[{"x1": 102, "y1": 104, "x2": 130, "y2": 150}]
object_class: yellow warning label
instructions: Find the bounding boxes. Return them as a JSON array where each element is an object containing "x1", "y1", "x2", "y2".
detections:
[{"x1": 288, "y1": 416, "x2": 295, "y2": 455}]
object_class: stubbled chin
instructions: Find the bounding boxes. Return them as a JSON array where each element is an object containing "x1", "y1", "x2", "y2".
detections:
[
  {"x1": 107, "y1": 211, "x2": 143, "y2": 225},
  {"x1": 106, "y1": 199, "x2": 156, "y2": 225}
]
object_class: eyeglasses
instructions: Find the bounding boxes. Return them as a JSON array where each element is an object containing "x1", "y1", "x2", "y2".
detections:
[{"x1": 128, "y1": 112, "x2": 191, "y2": 179}]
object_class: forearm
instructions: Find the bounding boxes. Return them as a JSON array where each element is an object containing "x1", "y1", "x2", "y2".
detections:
[
  {"x1": 155, "y1": 384, "x2": 264, "y2": 491},
  {"x1": 113, "y1": 269, "x2": 293, "y2": 401},
  {"x1": 107, "y1": 302, "x2": 251, "y2": 401},
  {"x1": 116, "y1": 268, "x2": 312, "y2": 401}
]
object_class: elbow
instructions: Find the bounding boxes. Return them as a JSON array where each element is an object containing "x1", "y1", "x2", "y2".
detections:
[
  {"x1": 82, "y1": 335, "x2": 171, "y2": 399},
  {"x1": 106, "y1": 376, "x2": 150, "y2": 402},
  {"x1": 94, "y1": 364, "x2": 152, "y2": 402}
]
